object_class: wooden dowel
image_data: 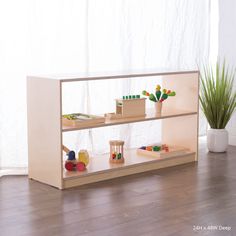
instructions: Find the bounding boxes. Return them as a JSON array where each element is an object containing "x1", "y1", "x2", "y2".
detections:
[{"x1": 62, "y1": 145, "x2": 70, "y2": 153}]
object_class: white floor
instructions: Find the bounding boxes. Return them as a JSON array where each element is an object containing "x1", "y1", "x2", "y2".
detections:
[{"x1": 0, "y1": 167, "x2": 28, "y2": 177}]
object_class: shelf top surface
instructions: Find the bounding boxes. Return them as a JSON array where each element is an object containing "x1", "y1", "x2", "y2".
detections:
[
  {"x1": 62, "y1": 109, "x2": 197, "y2": 132},
  {"x1": 28, "y1": 68, "x2": 199, "y2": 82}
]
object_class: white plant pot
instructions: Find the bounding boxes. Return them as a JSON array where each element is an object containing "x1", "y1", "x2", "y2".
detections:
[
  {"x1": 155, "y1": 101, "x2": 162, "y2": 114},
  {"x1": 207, "y1": 128, "x2": 228, "y2": 152}
]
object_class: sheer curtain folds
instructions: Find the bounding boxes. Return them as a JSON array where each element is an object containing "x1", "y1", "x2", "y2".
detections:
[{"x1": 0, "y1": 0, "x2": 210, "y2": 168}]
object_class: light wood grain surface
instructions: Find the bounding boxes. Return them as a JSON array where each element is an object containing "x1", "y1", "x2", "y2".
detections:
[
  {"x1": 27, "y1": 71, "x2": 199, "y2": 189},
  {"x1": 27, "y1": 76, "x2": 63, "y2": 189},
  {"x1": 63, "y1": 109, "x2": 197, "y2": 132}
]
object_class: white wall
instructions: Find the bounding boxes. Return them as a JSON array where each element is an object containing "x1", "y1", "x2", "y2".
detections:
[{"x1": 219, "y1": 0, "x2": 236, "y2": 145}]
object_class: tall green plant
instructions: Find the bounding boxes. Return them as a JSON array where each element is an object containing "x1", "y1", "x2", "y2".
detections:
[{"x1": 199, "y1": 62, "x2": 236, "y2": 129}]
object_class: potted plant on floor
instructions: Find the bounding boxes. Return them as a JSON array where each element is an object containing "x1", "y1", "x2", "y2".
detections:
[{"x1": 199, "y1": 61, "x2": 236, "y2": 152}]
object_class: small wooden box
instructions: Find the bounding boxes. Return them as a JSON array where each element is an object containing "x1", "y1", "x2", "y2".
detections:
[{"x1": 116, "y1": 98, "x2": 146, "y2": 118}]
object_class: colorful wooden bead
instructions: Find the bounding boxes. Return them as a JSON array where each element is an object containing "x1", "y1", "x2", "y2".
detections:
[
  {"x1": 76, "y1": 162, "x2": 86, "y2": 171},
  {"x1": 78, "y1": 150, "x2": 89, "y2": 166},
  {"x1": 65, "y1": 162, "x2": 75, "y2": 171},
  {"x1": 140, "y1": 146, "x2": 146, "y2": 150},
  {"x1": 153, "y1": 146, "x2": 160, "y2": 151},
  {"x1": 146, "y1": 146, "x2": 152, "y2": 151},
  {"x1": 156, "y1": 85, "x2": 161, "y2": 91},
  {"x1": 118, "y1": 153, "x2": 122, "y2": 159},
  {"x1": 67, "y1": 151, "x2": 76, "y2": 160},
  {"x1": 112, "y1": 153, "x2": 116, "y2": 159}
]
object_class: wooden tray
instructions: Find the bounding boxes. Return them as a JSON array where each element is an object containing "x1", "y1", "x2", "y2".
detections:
[
  {"x1": 137, "y1": 146, "x2": 189, "y2": 158},
  {"x1": 62, "y1": 113, "x2": 105, "y2": 128}
]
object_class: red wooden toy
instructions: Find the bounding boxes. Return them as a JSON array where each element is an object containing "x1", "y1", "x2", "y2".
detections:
[{"x1": 76, "y1": 162, "x2": 86, "y2": 171}]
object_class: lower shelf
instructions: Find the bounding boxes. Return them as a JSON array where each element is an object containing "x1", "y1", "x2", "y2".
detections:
[{"x1": 63, "y1": 149, "x2": 196, "y2": 189}]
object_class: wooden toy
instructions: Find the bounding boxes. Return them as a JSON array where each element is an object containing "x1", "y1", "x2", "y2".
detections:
[
  {"x1": 64, "y1": 159, "x2": 77, "y2": 171},
  {"x1": 65, "y1": 161, "x2": 76, "y2": 171},
  {"x1": 137, "y1": 144, "x2": 189, "y2": 158},
  {"x1": 62, "y1": 113, "x2": 105, "y2": 128},
  {"x1": 63, "y1": 145, "x2": 77, "y2": 171},
  {"x1": 146, "y1": 146, "x2": 153, "y2": 151},
  {"x1": 63, "y1": 145, "x2": 88, "y2": 171},
  {"x1": 78, "y1": 150, "x2": 89, "y2": 166},
  {"x1": 142, "y1": 85, "x2": 176, "y2": 113},
  {"x1": 76, "y1": 162, "x2": 86, "y2": 171},
  {"x1": 109, "y1": 140, "x2": 125, "y2": 163},
  {"x1": 68, "y1": 151, "x2": 76, "y2": 160},
  {"x1": 105, "y1": 96, "x2": 146, "y2": 120}
]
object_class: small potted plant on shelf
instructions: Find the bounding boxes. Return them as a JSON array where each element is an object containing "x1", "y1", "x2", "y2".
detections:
[
  {"x1": 199, "y1": 61, "x2": 236, "y2": 152},
  {"x1": 142, "y1": 85, "x2": 176, "y2": 113}
]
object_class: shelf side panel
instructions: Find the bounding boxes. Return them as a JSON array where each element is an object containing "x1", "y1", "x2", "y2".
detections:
[
  {"x1": 162, "y1": 72, "x2": 199, "y2": 112},
  {"x1": 162, "y1": 114, "x2": 198, "y2": 160},
  {"x1": 162, "y1": 72, "x2": 199, "y2": 160},
  {"x1": 27, "y1": 77, "x2": 62, "y2": 188}
]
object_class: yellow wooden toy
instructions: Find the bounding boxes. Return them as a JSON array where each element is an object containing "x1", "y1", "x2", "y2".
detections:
[{"x1": 78, "y1": 150, "x2": 89, "y2": 166}]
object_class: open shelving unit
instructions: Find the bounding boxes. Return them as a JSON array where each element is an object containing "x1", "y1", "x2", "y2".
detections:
[{"x1": 27, "y1": 70, "x2": 199, "y2": 189}]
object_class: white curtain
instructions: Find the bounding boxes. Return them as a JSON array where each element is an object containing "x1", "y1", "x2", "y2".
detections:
[{"x1": 0, "y1": 0, "x2": 210, "y2": 168}]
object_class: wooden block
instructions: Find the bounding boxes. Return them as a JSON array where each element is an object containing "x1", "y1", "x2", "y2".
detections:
[
  {"x1": 109, "y1": 158, "x2": 125, "y2": 164},
  {"x1": 116, "y1": 98, "x2": 146, "y2": 117}
]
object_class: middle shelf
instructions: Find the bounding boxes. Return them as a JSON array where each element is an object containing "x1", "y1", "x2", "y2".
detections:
[{"x1": 62, "y1": 109, "x2": 197, "y2": 132}]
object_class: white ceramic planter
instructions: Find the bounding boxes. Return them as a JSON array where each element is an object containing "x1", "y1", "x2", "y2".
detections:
[
  {"x1": 155, "y1": 101, "x2": 162, "y2": 114},
  {"x1": 207, "y1": 128, "x2": 228, "y2": 152}
]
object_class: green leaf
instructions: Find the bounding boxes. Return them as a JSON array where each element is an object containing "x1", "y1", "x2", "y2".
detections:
[
  {"x1": 156, "y1": 90, "x2": 161, "y2": 100},
  {"x1": 168, "y1": 91, "x2": 176, "y2": 96},
  {"x1": 199, "y1": 61, "x2": 236, "y2": 129},
  {"x1": 161, "y1": 93, "x2": 168, "y2": 100},
  {"x1": 149, "y1": 93, "x2": 157, "y2": 102}
]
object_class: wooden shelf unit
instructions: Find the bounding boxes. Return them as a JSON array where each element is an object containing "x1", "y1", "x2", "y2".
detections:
[{"x1": 27, "y1": 70, "x2": 199, "y2": 189}]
